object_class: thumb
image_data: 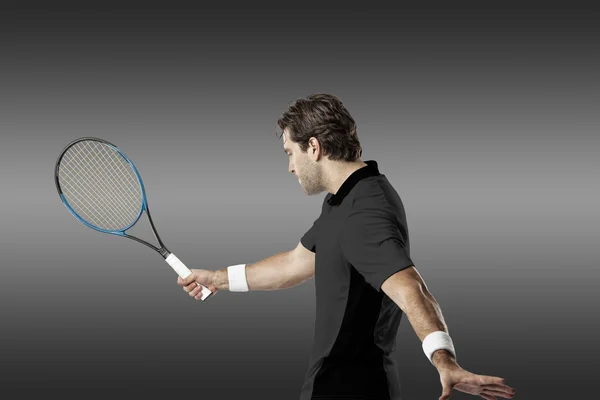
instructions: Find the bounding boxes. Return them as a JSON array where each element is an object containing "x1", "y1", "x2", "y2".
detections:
[
  {"x1": 193, "y1": 269, "x2": 218, "y2": 293},
  {"x1": 181, "y1": 271, "x2": 197, "y2": 285},
  {"x1": 439, "y1": 385, "x2": 452, "y2": 400}
]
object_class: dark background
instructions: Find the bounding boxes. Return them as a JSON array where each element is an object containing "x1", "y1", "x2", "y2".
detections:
[{"x1": 1, "y1": 2, "x2": 597, "y2": 399}]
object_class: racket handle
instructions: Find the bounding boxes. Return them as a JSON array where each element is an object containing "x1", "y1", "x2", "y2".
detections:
[{"x1": 165, "y1": 253, "x2": 212, "y2": 301}]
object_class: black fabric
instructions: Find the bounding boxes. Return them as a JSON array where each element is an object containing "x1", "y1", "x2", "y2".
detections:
[
  {"x1": 327, "y1": 160, "x2": 380, "y2": 206},
  {"x1": 298, "y1": 160, "x2": 414, "y2": 400}
]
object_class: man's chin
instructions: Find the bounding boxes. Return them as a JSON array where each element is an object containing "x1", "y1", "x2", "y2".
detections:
[{"x1": 304, "y1": 187, "x2": 323, "y2": 196}]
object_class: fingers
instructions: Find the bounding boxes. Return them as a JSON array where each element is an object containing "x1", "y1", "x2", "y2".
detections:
[
  {"x1": 439, "y1": 381, "x2": 453, "y2": 400},
  {"x1": 179, "y1": 278, "x2": 207, "y2": 300},
  {"x1": 481, "y1": 376, "x2": 508, "y2": 386},
  {"x1": 482, "y1": 388, "x2": 513, "y2": 399},
  {"x1": 471, "y1": 375, "x2": 505, "y2": 388},
  {"x1": 176, "y1": 270, "x2": 214, "y2": 300},
  {"x1": 439, "y1": 392, "x2": 451, "y2": 400},
  {"x1": 482, "y1": 383, "x2": 516, "y2": 398},
  {"x1": 483, "y1": 383, "x2": 515, "y2": 394},
  {"x1": 189, "y1": 282, "x2": 206, "y2": 300},
  {"x1": 178, "y1": 278, "x2": 198, "y2": 293},
  {"x1": 177, "y1": 273, "x2": 197, "y2": 287},
  {"x1": 476, "y1": 376, "x2": 514, "y2": 399},
  {"x1": 480, "y1": 377, "x2": 515, "y2": 398},
  {"x1": 177, "y1": 271, "x2": 198, "y2": 292}
]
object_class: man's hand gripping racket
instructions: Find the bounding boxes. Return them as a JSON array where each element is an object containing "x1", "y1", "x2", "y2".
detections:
[{"x1": 54, "y1": 137, "x2": 213, "y2": 301}]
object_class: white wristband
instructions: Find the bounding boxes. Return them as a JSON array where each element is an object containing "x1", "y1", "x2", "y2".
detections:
[
  {"x1": 227, "y1": 264, "x2": 249, "y2": 292},
  {"x1": 422, "y1": 331, "x2": 456, "y2": 365}
]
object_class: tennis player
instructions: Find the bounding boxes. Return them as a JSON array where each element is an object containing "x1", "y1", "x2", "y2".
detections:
[{"x1": 178, "y1": 94, "x2": 516, "y2": 400}]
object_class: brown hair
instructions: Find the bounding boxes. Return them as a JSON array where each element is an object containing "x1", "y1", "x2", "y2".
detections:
[{"x1": 276, "y1": 93, "x2": 362, "y2": 162}]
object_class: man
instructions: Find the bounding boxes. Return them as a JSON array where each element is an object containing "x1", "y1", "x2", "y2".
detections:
[{"x1": 178, "y1": 94, "x2": 516, "y2": 400}]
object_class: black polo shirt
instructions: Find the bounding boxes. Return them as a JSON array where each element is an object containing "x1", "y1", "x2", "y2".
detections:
[{"x1": 299, "y1": 160, "x2": 415, "y2": 400}]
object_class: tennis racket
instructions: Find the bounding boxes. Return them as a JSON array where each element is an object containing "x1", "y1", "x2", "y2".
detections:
[{"x1": 54, "y1": 137, "x2": 212, "y2": 301}]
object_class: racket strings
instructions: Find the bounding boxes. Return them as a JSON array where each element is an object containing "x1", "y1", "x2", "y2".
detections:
[
  {"x1": 63, "y1": 143, "x2": 132, "y2": 221},
  {"x1": 60, "y1": 157, "x2": 131, "y2": 228},
  {"x1": 89, "y1": 141, "x2": 141, "y2": 206},
  {"x1": 78, "y1": 141, "x2": 139, "y2": 217},
  {"x1": 61, "y1": 145, "x2": 133, "y2": 224},
  {"x1": 60, "y1": 143, "x2": 137, "y2": 228},
  {"x1": 58, "y1": 140, "x2": 143, "y2": 231},
  {"x1": 61, "y1": 141, "x2": 141, "y2": 228},
  {"x1": 75, "y1": 140, "x2": 141, "y2": 220}
]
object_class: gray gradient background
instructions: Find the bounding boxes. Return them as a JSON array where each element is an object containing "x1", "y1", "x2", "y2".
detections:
[{"x1": 1, "y1": 3, "x2": 598, "y2": 399}]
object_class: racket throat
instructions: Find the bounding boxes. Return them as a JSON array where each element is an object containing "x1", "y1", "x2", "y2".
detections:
[{"x1": 158, "y1": 247, "x2": 171, "y2": 259}]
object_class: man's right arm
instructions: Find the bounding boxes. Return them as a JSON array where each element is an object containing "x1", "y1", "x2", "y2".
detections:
[{"x1": 211, "y1": 241, "x2": 315, "y2": 291}]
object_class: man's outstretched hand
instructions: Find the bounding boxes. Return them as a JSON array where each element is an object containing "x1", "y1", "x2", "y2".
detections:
[{"x1": 438, "y1": 363, "x2": 516, "y2": 400}]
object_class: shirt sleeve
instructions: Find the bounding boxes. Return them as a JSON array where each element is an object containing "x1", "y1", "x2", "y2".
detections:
[
  {"x1": 340, "y1": 207, "x2": 414, "y2": 292},
  {"x1": 301, "y1": 220, "x2": 317, "y2": 253},
  {"x1": 300, "y1": 194, "x2": 333, "y2": 253}
]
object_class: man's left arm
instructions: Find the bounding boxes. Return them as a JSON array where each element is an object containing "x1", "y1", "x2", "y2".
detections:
[
  {"x1": 381, "y1": 266, "x2": 457, "y2": 370},
  {"x1": 341, "y1": 208, "x2": 515, "y2": 398},
  {"x1": 381, "y1": 266, "x2": 517, "y2": 399}
]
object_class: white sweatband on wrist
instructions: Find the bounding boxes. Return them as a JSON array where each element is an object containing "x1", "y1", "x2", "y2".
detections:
[
  {"x1": 422, "y1": 331, "x2": 456, "y2": 365},
  {"x1": 227, "y1": 264, "x2": 249, "y2": 292}
]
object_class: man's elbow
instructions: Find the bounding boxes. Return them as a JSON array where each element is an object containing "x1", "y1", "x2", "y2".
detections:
[{"x1": 381, "y1": 266, "x2": 426, "y2": 310}]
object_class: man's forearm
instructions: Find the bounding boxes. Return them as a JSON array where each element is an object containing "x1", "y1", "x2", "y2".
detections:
[
  {"x1": 211, "y1": 251, "x2": 303, "y2": 291},
  {"x1": 400, "y1": 284, "x2": 459, "y2": 370}
]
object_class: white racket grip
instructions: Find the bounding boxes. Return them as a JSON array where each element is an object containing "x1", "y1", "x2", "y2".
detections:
[{"x1": 165, "y1": 253, "x2": 212, "y2": 301}]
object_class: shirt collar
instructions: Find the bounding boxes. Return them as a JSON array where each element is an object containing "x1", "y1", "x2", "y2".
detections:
[{"x1": 327, "y1": 160, "x2": 381, "y2": 206}]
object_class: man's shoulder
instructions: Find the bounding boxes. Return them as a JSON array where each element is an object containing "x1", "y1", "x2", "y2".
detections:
[{"x1": 349, "y1": 177, "x2": 391, "y2": 207}]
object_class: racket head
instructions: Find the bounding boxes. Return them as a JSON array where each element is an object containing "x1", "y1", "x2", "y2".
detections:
[{"x1": 55, "y1": 137, "x2": 148, "y2": 235}]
